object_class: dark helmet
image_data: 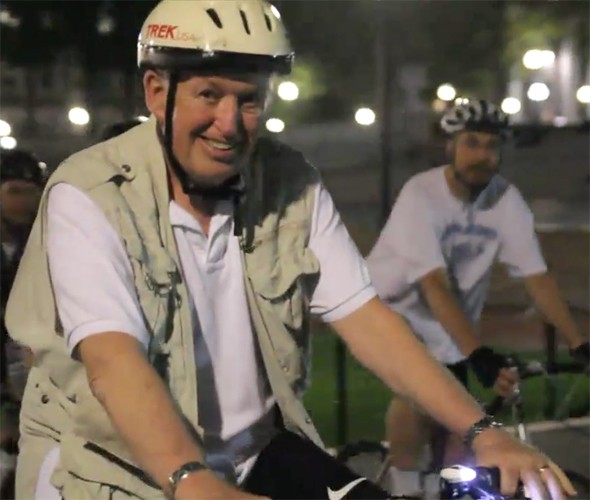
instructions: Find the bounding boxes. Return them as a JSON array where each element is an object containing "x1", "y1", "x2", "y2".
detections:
[
  {"x1": 100, "y1": 118, "x2": 145, "y2": 141},
  {"x1": 0, "y1": 149, "x2": 46, "y2": 186}
]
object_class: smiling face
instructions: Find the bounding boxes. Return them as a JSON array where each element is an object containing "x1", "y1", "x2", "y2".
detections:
[{"x1": 144, "y1": 69, "x2": 272, "y2": 188}]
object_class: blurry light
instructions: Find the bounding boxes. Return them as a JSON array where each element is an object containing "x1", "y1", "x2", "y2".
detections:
[
  {"x1": 277, "y1": 81, "x2": 299, "y2": 101},
  {"x1": 355, "y1": 107, "x2": 376, "y2": 126},
  {"x1": 265, "y1": 118, "x2": 285, "y2": 133},
  {"x1": 437, "y1": 84, "x2": 456, "y2": 102},
  {"x1": 501, "y1": 97, "x2": 521, "y2": 115},
  {"x1": 527, "y1": 82, "x2": 550, "y2": 102},
  {"x1": 454, "y1": 97, "x2": 469, "y2": 106},
  {"x1": 542, "y1": 50, "x2": 555, "y2": 66},
  {"x1": 523, "y1": 49, "x2": 555, "y2": 70},
  {"x1": 137, "y1": 115, "x2": 149, "y2": 122},
  {"x1": 0, "y1": 119, "x2": 11, "y2": 137},
  {"x1": 576, "y1": 85, "x2": 590, "y2": 104},
  {"x1": 432, "y1": 99, "x2": 447, "y2": 113},
  {"x1": 68, "y1": 107, "x2": 90, "y2": 126},
  {"x1": 97, "y1": 14, "x2": 114, "y2": 35},
  {"x1": 553, "y1": 116, "x2": 568, "y2": 127},
  {"x1": 0, "y1": 136, "x2": 17, "y2": 150},
  {"x1": 39, "y1": 161, "x2": 48, "y2": 171},
  {"x1": 0, "y1": 8, "x2": 20, "y2": 28},
  {"x1": 270, "y1": 4, "x2": 281, "y2": 19}
]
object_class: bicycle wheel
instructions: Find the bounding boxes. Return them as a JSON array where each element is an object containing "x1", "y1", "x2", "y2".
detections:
[
  {"x1": 565, "y1": 469, "x2": 590, "y2": 500},
  {"x1": 337, "y1": 441, "x2": 390, "y2": 490}
]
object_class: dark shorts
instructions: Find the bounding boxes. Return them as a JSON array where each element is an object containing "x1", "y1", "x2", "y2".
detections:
[
  {"x1": 244, "y1": 430, "x2": 389, "y2": 499},
  {"x1": 445, "y1": 360, "x2": 469, "y2": 388}
]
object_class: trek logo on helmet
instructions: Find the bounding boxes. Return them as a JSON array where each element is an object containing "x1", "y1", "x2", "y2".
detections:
[{"x1": 146, "y1": 23, "x2": 199, "y2": 42}]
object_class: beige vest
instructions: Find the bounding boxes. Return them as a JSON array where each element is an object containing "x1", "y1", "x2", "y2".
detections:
[{"x1": 6, "y1": 118, "x2": 323, "y2": 499}]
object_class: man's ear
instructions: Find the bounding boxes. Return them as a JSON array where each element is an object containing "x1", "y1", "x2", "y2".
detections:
[{"x1": 143, "y1": 69, "x2": 168, "y2": 122}]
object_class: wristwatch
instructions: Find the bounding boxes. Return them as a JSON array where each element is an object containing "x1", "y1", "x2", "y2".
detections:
[
  {"x1": 463, "y1": 415, "x2": 503, "y2": 449},
  {"x1": 168, "y1": 461, "x2": 209, "y2": 498}
]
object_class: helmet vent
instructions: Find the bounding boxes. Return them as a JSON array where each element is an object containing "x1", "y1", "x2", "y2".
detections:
[
  {"x1": 264, "y1": 13, "x2": 272, "y2": 31},
  {"x1": 206, "y1": 8, "x2": 223, "y2": 29},
  {"x1": 239, "y1": 10, "x2": 251, "y2": 34}
]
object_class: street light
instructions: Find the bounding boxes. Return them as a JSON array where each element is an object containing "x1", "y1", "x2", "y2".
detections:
[
  {"x1": 454, "y1": 97, "x2": 469, "y2": 106},
  {"x1": 523, "y1": 49, "x2": 555, "y2": 70},
  {"x1": 436, "y1": 84, "x2": 456, "y2": 102},
  {"x1": 0, "y1": 136, "x2": 17, "y2": 150},
  {"x1": 0, "y1": 119, "x2": 11, "y2": 137},
  {"x1": 501, "y1": 97, "x2": 521, "y2": 115},
  {"x1": 354, "y1": 107, "x2": 376, "y2": 126},
  {"x1": 68, "y1": 107, "x2": 90, "y2": 126},
  {"x1": 277, "y1": 81, "x2": 299, "y2": 101},
  {"x1": 527, "y1": 82, "x2": 550, "y2": 102},
  {"x1": 265, "y1": 118, "x2": 285, "y2": 133},
  {"x1": 576, "y1": 85, "x2": 590, "y2": 104}
]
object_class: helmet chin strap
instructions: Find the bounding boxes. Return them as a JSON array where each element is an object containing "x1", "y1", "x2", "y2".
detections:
[
  {"x1": 162, "y1": 71, "x2": 244, "y2": 201},
  {"x1": 161, "y1": 70, "x2": 254, "y2": 241}
]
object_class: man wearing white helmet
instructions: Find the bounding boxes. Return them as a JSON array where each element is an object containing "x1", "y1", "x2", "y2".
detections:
[
  {"x1": 6, "y1": 3, "x2": 576, "y2": 498},
  {"x1": 368, "y1": 99, "x2": 588, "y2": 496}
]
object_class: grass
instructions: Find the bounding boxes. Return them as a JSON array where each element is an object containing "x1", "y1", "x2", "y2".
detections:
[{"x1": 303, "y1": 325, "x2": 590, "y2": 447}]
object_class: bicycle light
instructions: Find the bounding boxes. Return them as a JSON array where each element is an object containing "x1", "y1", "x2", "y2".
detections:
[{"x1": 441, "y1": 465, "x2": 477, "y2": 483}]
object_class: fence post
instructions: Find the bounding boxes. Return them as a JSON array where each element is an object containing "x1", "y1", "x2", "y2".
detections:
[
  {"x1": 335, "y1": 338, "x2": 348, "y2": 446},
  {"x1": 544, "y1": 321, "x2": 558, "y2": 418}
]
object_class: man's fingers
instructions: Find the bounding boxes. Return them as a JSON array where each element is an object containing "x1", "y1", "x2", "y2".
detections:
[
  {"x1": 521, "y1": 469, "x2": 549, "y2": 500},
  {"x1": 499, "y1": 466, "x2": 521, "y2": 497},
  {"x1": 541, "y1": 469, "x2": 566, "y2": 500},
  {"x1": 547, "y1": 461, "x2": 577, "y2": 497},
  {"x1": 499, "y1": 367, "x2": 519, "y2": 383},
  {"x1": 494, "y1": 377, "x2": 516, "y2": 397}
]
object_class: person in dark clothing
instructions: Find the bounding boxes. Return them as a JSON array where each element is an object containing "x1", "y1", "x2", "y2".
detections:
[{"x1": 0, "y1": 149, "x2": 45, "y2": 497}]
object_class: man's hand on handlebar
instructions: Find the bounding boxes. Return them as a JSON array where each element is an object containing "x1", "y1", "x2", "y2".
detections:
[
  {"x1": 471, "y1": 427, "x2": 576, "y2": 500},
  {"x1": 468, "y1": 346, "x2": 518, "y2": 397},
  {"x1": 492, "y1": 367, "x2": 519, "y2": 398}
]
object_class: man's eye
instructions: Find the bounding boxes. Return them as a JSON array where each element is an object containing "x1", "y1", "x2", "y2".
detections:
[{"x1": 199, "y1": 89, "x2": 220, "y2": 103}]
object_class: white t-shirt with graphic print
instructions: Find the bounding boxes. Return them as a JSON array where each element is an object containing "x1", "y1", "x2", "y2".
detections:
[{"x1": 367, "y1": 166, "x2": 547, "y2": 364}]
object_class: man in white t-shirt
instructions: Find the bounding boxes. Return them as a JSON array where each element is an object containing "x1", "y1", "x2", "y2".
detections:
[
  {"x1": 7, "y1": 6, "x2": 576, "y2": 499},
  {"x1": 368, "y1": 99, "x2": 589, "y2": 494}
]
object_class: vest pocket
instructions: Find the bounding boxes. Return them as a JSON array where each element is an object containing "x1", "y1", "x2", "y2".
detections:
[
  {"x1": 55, "y1": 433, "x2": 163, "y2": 499},
  {"x1": 250, "y1": 263, "x2": 306, "y2": 331},
  {"x1": 19, "y1": 367, "x2": 73, "y2": 441}
]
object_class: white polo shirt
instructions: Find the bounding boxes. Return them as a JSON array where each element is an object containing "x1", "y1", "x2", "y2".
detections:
[
  {"x1": 367, "y1": 166, "x2": 547, "y2": 364},
  {"x1": 37, "y1": 180, "x2": 375, "y2": 495}
]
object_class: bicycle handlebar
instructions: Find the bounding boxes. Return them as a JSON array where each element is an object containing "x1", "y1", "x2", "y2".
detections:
[
  {"x1": 485, "y1": 354, "x2": 588, "y2": 416},
  {"x1": 439, "y1": 465, "x2": 528, "y2": 500}
]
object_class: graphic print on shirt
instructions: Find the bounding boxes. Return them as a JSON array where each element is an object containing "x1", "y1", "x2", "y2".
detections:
[{"x1": 440, "y1": 218, "x2": 498, "y2": 301}]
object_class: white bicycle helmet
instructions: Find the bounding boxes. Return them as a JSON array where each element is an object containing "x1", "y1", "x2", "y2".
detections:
[
  {"x1": 137, "y1": 0, "x2": 293, "y2": 75},
  {"x1": 441, "y1": 99, "x2": 509, "y2": 136}
]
